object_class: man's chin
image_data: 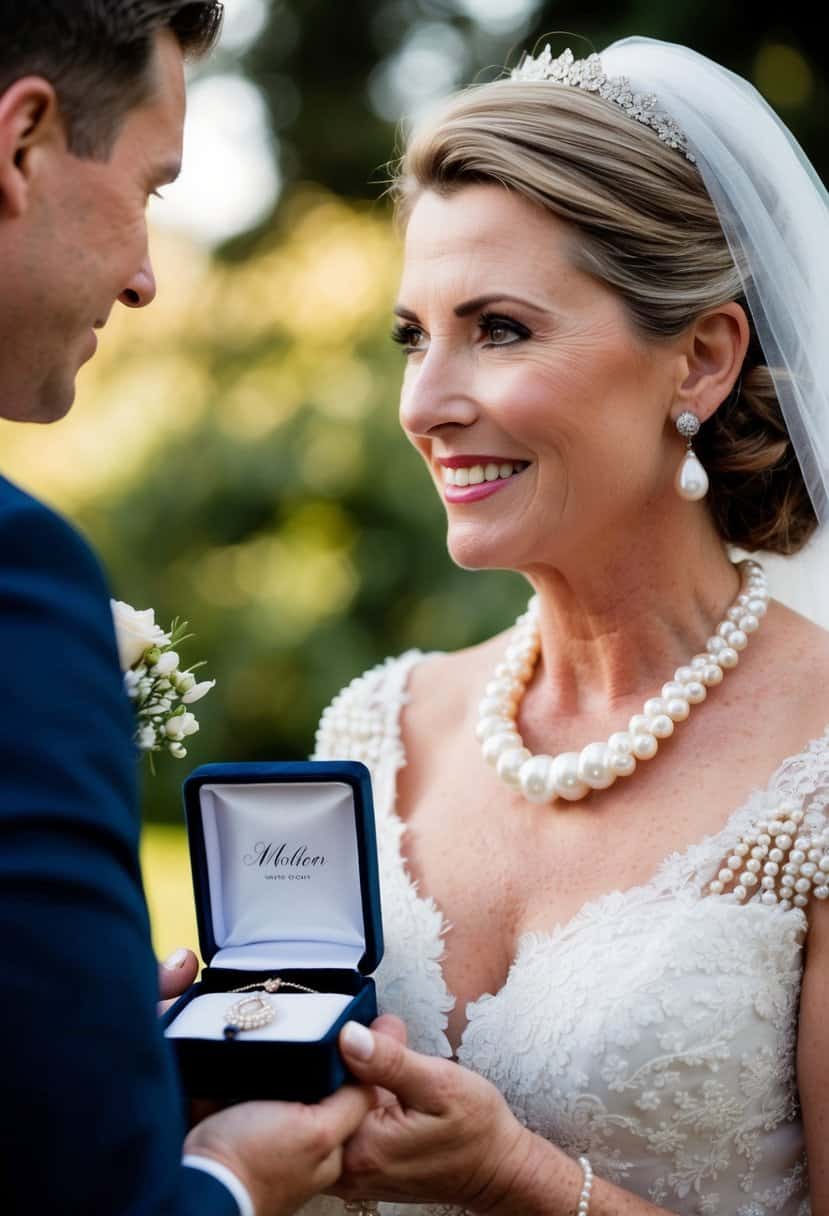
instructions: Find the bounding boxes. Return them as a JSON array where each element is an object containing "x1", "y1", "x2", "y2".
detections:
[
  {"x1": 32, "y1": 379, "x2": 77, "y2": 424},
  {"x1": 0, "y1": 360, "x2": 80, "y2": 423}
]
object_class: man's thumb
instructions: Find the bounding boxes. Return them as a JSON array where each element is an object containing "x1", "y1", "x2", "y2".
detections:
[
  {"x1": 157, "y1": 947, "x2": 199, "y2": 1008},
  {"x1": 339, "y1": 1021, "x2": 444, "y2": 1114}
]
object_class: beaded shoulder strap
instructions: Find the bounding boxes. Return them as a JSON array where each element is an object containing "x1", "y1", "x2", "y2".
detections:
[
  {"x1": 707, "y1": 799, "x2": 829, "y2": 910},
  {"x1": 312, "y1": 650, "x2": 429, "y2": 791}
]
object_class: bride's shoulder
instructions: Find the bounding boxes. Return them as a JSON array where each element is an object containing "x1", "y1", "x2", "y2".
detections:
[
  {"x1": 770, "y1": 597, "x2": 829, "y2": 679},
  {"x1": 762, "y1": 598, "x2": 829, "y2": 740},
  {"x1": 402, "y1": 632, "x2": 510, "y2": 740}
]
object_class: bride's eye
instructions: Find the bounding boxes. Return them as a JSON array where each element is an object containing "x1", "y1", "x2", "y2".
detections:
[
  {"x1": 479, "y1": 312, "x2": 531, "y2": 346},
  {"x1": 391, "y1": 323, "x2": 429, "y2": 355}
]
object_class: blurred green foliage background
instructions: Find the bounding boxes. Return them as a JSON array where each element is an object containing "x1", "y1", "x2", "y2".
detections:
[{"x1": 0, "y1": 1, "x2": 825, "y2": 950}]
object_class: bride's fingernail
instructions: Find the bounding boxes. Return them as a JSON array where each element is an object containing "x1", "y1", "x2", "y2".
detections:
[
  {"x1": 163, "y1": 947, "x2": 189, "y2": 970},
  {"x1": 342, "y1": 1021, "x2": 375, "y2": 1061}
]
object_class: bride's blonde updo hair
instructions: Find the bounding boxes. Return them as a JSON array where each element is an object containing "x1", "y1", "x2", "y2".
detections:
[{"x1": 392, "y1": 80, "x2": 818, "y2": 555}]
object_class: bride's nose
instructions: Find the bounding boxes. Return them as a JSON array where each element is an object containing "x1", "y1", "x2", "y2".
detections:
[{"x1": 399, "y1": 351, "x2": 479, "y2": 437}]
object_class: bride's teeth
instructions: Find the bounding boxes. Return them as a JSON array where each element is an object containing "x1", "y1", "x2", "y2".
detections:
[{"x1": 443, "y1": 461, "x2": 527, "y2": 487}]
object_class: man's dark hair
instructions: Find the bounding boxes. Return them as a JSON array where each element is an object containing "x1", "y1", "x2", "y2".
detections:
[{"x1": 0, "y1": 2, "x2": 223, "y2": 157}]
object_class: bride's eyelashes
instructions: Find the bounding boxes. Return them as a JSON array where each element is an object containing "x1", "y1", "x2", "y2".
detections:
[
  {"x1": 477, "y1": 311, "x2": 531, "y2": 346},
  {"x1": 390, "y1": 312, "x2": 532, "y2": 356},
  {"x1": 391, "y1": 322, "x2": 427, "y2": 354}
]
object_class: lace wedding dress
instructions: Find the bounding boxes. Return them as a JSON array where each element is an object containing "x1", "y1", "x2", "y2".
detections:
[{"x1": 303, "y1": 651, "x2": 827, "y2": 1216}]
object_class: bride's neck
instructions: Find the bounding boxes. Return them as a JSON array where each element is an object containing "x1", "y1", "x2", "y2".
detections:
[{"x1": 522, "y1": 520, "x2": 740, "y2": 715}]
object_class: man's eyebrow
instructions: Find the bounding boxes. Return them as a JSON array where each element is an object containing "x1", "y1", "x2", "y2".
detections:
[{"x1": 393, "y1": 294, "x2": 549, "y2": 322}]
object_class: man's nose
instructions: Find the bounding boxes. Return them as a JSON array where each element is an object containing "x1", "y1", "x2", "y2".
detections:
[{"x1": 119, "y1": 257, "x2": 157, "y2": 309}]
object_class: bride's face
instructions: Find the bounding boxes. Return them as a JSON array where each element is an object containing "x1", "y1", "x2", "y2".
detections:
[{"x1": 395, "y1": 184, "x2": 684, "y2": 573}]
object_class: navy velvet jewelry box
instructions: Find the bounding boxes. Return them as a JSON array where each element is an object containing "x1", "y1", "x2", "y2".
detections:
[{"x1": 161, "y1": 760, "x2": 383, "y2": 1103}]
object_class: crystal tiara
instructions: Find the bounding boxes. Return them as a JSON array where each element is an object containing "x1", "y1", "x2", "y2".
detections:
[{"x1": 510, "y1": 46, "x2": 695, "y2": 163}]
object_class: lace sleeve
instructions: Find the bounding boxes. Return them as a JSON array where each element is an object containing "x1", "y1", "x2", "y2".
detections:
[
  {"x1": 775, "y1": 727, "x2": 829, "y2": 816},
  {"x1": 706, "y1": 728, "x2": 829, "y2": 913}
]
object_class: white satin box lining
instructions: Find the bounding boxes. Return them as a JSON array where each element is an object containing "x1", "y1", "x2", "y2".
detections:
[
  {"x1": 165, "y1": 992, "x2": 354, "y2": 1042},
  {"x1": 200, "y1": 780, "x2": 366, "y2": 971}
]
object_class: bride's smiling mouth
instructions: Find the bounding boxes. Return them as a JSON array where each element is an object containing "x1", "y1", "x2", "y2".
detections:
[{"x1": 436, "y1": 455, "x2": 531, "y2": 503}]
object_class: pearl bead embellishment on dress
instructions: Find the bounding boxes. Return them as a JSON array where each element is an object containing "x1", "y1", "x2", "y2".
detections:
[
  {"x1": 477, "y1": 560, "x2": 768, "y2": 806},
  {"x1": 707, "y1": 805, "x2": 829, "y2": 909}
]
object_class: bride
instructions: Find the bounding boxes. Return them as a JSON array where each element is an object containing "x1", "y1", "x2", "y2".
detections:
[{"x1": 311, "y1": 36, "x2": 829, "y2": 1215}]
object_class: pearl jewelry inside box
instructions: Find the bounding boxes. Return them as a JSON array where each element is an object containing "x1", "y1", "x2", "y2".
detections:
[{"x1": 161, "y1": 761, "x2": 383, "y2": 1102}]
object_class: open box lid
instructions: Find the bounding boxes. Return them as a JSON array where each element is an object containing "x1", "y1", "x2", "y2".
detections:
[{"x1": 183, "y1": 761, "x2": 383, "y2": 974}]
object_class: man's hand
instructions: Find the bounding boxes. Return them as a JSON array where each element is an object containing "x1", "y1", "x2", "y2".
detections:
[
  {"x1": 183, "y1": 1085, "x2": 375, "y2": 1216},
  {"x1": 157, "y1": 947, "x2": 199, "y2": 1014},
  {"x1": 157, "y1": 947, "x2": 218, "y2": 1129}
]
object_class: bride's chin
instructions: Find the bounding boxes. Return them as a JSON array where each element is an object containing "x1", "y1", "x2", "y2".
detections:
[{"x1": 445, "y1": 529, "x2": 516, "y2": 572}]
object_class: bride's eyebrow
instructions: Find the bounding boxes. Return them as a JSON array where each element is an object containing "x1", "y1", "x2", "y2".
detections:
[
  {"x1": 453, "y1": 293, "x2": 549, "y2": 316},
  {"x1": 393, "y1": 306, "x2": 421, "y2": 323},
  {"x1": 394, "y1": 293, "x2": 549, "y2": 322}
]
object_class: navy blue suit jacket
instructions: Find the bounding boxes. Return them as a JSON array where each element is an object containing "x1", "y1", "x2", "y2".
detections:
[{"x1": 0, "y1": 475, "x2": 238, "y2": 1214}]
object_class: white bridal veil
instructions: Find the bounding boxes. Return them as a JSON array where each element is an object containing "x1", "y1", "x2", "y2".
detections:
[{"x1": 601, "y1": 37, "x2": 829, "y2": 626}]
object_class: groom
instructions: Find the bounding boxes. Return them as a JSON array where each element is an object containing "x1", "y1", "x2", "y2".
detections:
[{"x1": 0, "y1": 4, "x2": 374, "y2": 1214}]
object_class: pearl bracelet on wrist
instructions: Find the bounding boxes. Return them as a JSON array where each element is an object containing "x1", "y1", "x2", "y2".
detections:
[{"x1": 577, "y1": 1156, "x2": 593, "y2": 1215}]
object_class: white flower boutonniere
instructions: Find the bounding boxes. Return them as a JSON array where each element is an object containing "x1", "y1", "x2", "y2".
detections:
[{"x1": 111, "y1": 599, "x2": 216, "y2": 768}]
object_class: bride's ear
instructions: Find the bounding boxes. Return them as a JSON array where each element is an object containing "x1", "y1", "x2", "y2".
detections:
[{"x1": 672, "y1": 301, "x2": 750, "y2": 425}]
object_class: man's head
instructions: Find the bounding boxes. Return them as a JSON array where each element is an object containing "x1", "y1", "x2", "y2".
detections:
[{"x1": 0, "y1": 1, "x2": 223, "y2": 423}]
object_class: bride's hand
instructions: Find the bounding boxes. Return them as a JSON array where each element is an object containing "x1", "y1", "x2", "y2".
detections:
[{"x1": 334, "y1": 1021, "x2": 534, "y2": 1210}]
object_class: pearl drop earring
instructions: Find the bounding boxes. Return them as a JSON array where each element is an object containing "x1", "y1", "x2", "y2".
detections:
[{"x1": 675, "y1": 411, "x2": 709, "y2": 501}]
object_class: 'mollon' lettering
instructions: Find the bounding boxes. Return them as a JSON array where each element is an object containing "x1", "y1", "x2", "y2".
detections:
[{"x1": 243, "y1": 841, "x2": 326, "y2": 868}]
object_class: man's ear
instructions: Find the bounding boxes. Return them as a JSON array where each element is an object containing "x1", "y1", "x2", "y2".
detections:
[
  {"x1": 0, "y1": 77, "x2": 63, "y2": 219},
  {"x1": 672, "y1": 301, "x2": 750, "y2": 425}
]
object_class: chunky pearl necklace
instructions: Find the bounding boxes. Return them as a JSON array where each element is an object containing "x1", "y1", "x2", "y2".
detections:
[{"x1": 476, "y1": 560, "x2": 768, "y2": 805}]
